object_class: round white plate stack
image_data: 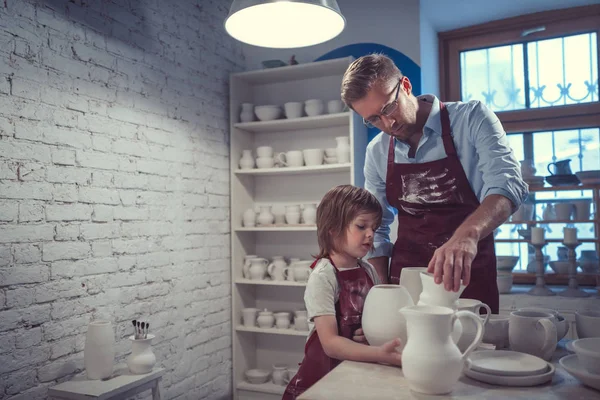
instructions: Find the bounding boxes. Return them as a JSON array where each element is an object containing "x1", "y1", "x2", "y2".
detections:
[
  {"x1": 560, "y1": 337, "x2": 600, "y2": 391},
  {"x1": 465, "y1": 350, "x2": 555, "y2": 386}
]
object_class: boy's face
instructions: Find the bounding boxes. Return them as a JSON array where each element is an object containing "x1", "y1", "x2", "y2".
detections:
[{"x1": 338, "y1": 212, "x2": 378, "y2": 259}]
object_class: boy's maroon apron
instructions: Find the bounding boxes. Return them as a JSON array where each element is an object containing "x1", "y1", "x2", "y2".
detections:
[
  {"x1": 386, "y1": 102, "x2": 499, "y2": 313},
  {"x1": 282, "y1": 259, "x2": 374, "y2": 399}
]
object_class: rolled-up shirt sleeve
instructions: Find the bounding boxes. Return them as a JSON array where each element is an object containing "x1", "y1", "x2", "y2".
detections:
[
  {"x1": 470, "y1": 102, "x2": 529, "y2": 211},
  {"x1": 364, "y1": 138, "x2": 395, "y2": 258}
]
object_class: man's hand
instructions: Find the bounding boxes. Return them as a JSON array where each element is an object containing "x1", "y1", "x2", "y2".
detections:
[{"x1": 427, "y1": 233, "x2": 478, "y2": 292}]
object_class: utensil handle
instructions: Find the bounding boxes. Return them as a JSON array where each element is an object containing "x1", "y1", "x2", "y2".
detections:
[
  {"x1": 455, "y1": 310, "x2": 484, "y2": 361},
  {"x1": 479, "y1": 303, "x2": 491, "y2": 326}
]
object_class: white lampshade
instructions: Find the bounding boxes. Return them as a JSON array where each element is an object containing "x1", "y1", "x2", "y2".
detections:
[{"x1": 225, "y1": 0, "x2": 345, "y2": 48}]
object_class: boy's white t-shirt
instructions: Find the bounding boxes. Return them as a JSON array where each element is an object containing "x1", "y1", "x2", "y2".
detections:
[{"x1": 303, "y1": 258, "x2": 382, "y2": 337}]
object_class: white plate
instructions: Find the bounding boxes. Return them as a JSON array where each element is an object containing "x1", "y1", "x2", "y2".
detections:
[
  {"x1": 468, "y1": 350, "x2": 548, "y2": 377},
  {"x1": 560, "y1": 354, "x2": 600, "y2": 391},
  {"x1": 465, "y1": 363, "x2": 555, "y2": 387}
]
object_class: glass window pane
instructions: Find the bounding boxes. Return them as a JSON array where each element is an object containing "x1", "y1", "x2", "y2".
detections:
[
  {"x1": 460, "y1": 44, "x2": 525, "y2": 112},
  {"x1": 528, "y1": 32, "x2": 598, "y2": 108}
]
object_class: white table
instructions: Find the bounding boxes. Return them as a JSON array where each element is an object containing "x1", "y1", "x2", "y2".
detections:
[
  {"x1": 48, "y1": 364, "x2": 164, "y2": 400},
  {"x1": 299, "y1": 343, "x2": 599, "y2": 399}
]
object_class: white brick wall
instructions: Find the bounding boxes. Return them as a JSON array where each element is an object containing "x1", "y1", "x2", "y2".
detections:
[{"x1": 0, "y1": 0, "x2": 243, "y2": 399}]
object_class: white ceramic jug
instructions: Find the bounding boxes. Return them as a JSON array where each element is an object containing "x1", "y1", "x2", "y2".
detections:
[
  {"x1": 456, "y1": 299, "x2": 491, "y2": 353},
  {"x1": 84, "y1": 320, "x2": 115, "y2": 379},
  {"x1": 246, "y1": 258, "x2": 268, "y2": 280},
  {"x1": 290, "y1": 260, "x2": 312, "y2": 282},
  {"x1": 418, "y1": 272, "x2": 466, "y2": 344},
  {"x1": 399, "y1": 267, "x2": 427, "y2": 304},
  {"x1": 362, "y1": 284, "x2": 414, "y2": 351},
  {"x1": 126, "y1": 334, "x2": 156, "y2": 374},
  {"x1": 400, "y1": 305, "x2": 483, "y2": 395},
  {"x1": 239, "y1": 149, "x2": 254, "y2": 169},
  {"x1": 267, "y1": 256, "x2": 288, "y2": 281},
  {"x1": 335, "y1": 136, "x2": 350, "y2": 163},
  {"x1": 240, "y1": 103, "x2": 254, "y2": 123}
]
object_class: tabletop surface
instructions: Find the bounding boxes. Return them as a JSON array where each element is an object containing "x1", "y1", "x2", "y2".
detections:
[
  {"x1": 48, "y1": 364, "x2": 164, "y2": 399},
  {"x1": 299, "y1": 343, "x2": 599, "y2": 400}
]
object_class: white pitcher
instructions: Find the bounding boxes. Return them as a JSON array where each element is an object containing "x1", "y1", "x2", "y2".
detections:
[
  {"x1": 246, "y1": 258, "x2": 268, "y2": 280},
  {"x1": 400, "y1": 305, "x2": 483, "y2": 395},
  {"x1": 362, "y1": 285, "x2": 414, "y2": 351},
  {"x1": 267, "y1": 256, "x2": 288, "y2": 281}
]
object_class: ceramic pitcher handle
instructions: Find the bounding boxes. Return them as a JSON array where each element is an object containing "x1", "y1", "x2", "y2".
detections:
[
  {"x1": 538, "y1": 318, "x2": 558, "y2": 360},
  {"x1": 454, "y1": 310, "x2": 484, "y2": 360},
  {"x1": 547, "y1": 162, "x2": 556, "y2": 176},
  {"x1": 277, "y1": 152, "x2": 288, "y2": 166},
  {"x1": 243, "y1": 260, "x2": 250, "y2": 278},
  {"x1": 267, "y1": 262, "x2": 275, "y2": 277},
  {"x1": 479, "y1": 303, "x2": 492, "y2": 326}
]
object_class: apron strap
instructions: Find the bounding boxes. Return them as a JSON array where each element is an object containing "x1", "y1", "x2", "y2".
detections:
[{"x1": 440, "y1": 102, "x2": 457, "y2": 157}]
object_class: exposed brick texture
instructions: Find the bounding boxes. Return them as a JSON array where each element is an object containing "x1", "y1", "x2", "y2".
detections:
[{"x1": 0, "y1": 0, "x2": 243, "y2": 398}]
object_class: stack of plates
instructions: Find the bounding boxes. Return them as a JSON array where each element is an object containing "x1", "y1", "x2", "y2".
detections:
[
  {"x1": 465, "y1": 350, "x2": 555, "y2": 386},
  {"x1": 576, "y1": 170, "x2": 600, "y2": 185},
  {"x1": 523, "y1": 175, "x2": 545, "y2": 188},
  {"x1": 545, "y1": 174, "x2": 580, "y2": 187},
  {"x1": 560, "y1": 355, "x2": 600, "y2": 391}
]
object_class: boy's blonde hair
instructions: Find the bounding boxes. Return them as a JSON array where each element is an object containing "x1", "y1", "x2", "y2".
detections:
[{"x1": 315, "y1": 185, "x2": 382, "y2": 259}]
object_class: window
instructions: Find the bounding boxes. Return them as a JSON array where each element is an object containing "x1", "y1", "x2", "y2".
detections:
[{"x1": 439, "y1": 5, "x2": 600, "y2": 285}]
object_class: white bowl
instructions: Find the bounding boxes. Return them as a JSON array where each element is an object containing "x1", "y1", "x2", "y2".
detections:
[
  {"x1": 255, "y1": 105, "x2": 282, "y2": 121},
  {"x1": 497, "y1": 273, "x2": 513, "y2": 294},
  {"x1": 572, "y1": 338, "x2": 600, "y2": 374},
  {"x1": 496, "y1": 256, "x2": 520, "y2": 272},
  {"x1": 549, "y1": 260, "x2": 570, "y2": 274},
  {"x1": 576, "y1": 310, "x2": 600, "y2": 338},
  {"x1": 304, "y1": 99, "x2": 324, "y2": 117},
  {"x1": 245, "y1": 368, "x2": 271, "y2": 384},
  {"x1": 284, "y1": 102, "x2": 303, "y2": 119}
]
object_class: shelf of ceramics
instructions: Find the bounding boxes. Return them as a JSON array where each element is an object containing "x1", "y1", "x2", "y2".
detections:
[
  {"x1": 232, "y1": 56, "x2": 354, "y2": 85},
  {"x1": 235, "y1": 279, "x2": 307, "y2": 287},
  {"x1": 495, "y1": 238, "x2": 598, "y2": 243},
  {"x1": 235, "y1": 163, "x2": 351, "y2": 176},
  {"x1": 236, "y1": 325, "x2": 309, "y2": 337},
  {"x1": 505, "y1": 219, "x2": 598, "y2": 225},
  {"x1": 531, "y1": 184, "x2": 600, "y2": 192},
  {"x1": 237, "y1": 381, "x2": 285, "y2": 395},
  {"x1": 234, "y1": 112, "x2": 350, "y2": 133},
  {"x1": 235, "y1": 225, "x2": 317, "y2": 232}
]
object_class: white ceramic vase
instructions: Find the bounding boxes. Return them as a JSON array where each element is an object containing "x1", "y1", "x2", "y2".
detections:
[
  {"x1": 335, "y1": 136, "x2": 350, "y2": 163},
  {"x1": 361, "y1": 284, "x2": 414, "y2": 350},
  {"x1": 400, "y1": 305, "x2": 483, "y2": 395},
  {"x1": 84, "y1": 320, "x2": 115, "y2": 380},
  {"x1": 239, "y1": 150, "x2": 254, "y2": 169},
  {"x1": 302, "y1": 204, "x2": 317, "y2": 225},
  {"x1": 127, "y1": 334, "x2": 156, "y2": 374}
]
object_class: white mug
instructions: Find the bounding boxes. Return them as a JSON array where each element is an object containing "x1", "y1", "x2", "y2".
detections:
[
  {"x1": 302, "y1": 148, "x2": 324, "y2": 166},
  {"x1": 256, "y1": 157, "x2": 274, "y2": 169},
  {"x1": 277, "y1": 151, "x2": 304, "y2": 167}
]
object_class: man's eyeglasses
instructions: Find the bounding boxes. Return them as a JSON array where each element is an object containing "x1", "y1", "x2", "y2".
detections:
[{"x1": 363, "y1": 78, "x2": 402, "y2": 129}]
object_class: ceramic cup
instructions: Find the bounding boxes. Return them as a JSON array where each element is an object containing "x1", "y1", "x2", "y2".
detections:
[
  {"x1": 256, "y1": 146, "x2": 273, "y2": 158},
  {"x1": 284, "y1": 102, "x2": 303, "y2": 119},
  {"x1": 277, "y1": 151, "x2": 304, "y2": 167},
  {"x1": 242, "y1": 308, "x2": 259, "y2": 327},
  {"x1": 256, "y1": 156, "x2": 274, "y2": 169},
  {"x1": 509, "y1": 310, "x2": 557, "y2": 361},
  {"x1": 482, "y1": 314, "x2": 510, "y2": 349},
  {"x1": 302, "y1": 148, "x2": 324, "y2": 166},
  {"x1": 576, "y1": 309, "x2": 600, "y2": 338}
]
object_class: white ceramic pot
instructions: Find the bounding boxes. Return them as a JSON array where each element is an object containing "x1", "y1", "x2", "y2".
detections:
[
  {"x1": 242, "y1": 255, "x2": 258, "y2": 278},
  {"x1": 302, "y1": 204, "x2": 317, "y2": 225},
  {"x1": 400, "y1": 306, "x2": 483, "y2": 395},
  {"x1": 257, "y1": 206, "x2": 274, "y2": 226},
  {"x1": 509, "y1": 310, "x2": 557, "y2": 361},
  {"x1": 267, "y1": 256, "x2": 288, "y2": 281},
  {"x1": 272, "y1": 364, "x2": 288, "y2": 385},
  {"x1": 127, "y1": 334, "x2": 156, "y2": 374},
  {"x1": 248, "y1": 258, "x2": 268, "y2": 280},
  {"x1": 241, "y1": 308, "x2": 259, "y2": 327},
  {"x1": 327, "y1": 99, "x2": 344, "y2": 114},
  {"x1": 84, "y1": 320, "x2": 115, "y2": 380},
  {"x1": 399, "y1": 267, "x2": 427, "y2": 304},
  {"x1": 257, "y1": 311, "x2": 274, "y2": 328},
  {"x1": 240, "y1": 103, "x2": 254, "y2": 123},
  {"x1": 335, "y1": 136, "x2": 350, "y2": 163},
  {"x1": 242, "y1": 208, "x2": 256, "y2": 227},
  {"x1": 290, "y1": 260, "x2": 312, "y2": 282},
  {"x1": 271, "y1": 204, "x2": 286, "y2": 224},
  {"x1": 239, "y1": 150, "x2": 254, "y2": 169},
  {"x1": 362, "y1": 285, "x2": 414, "y2": 350},
  {"x1": 256, "y1": 156, "x2": 275, "y2": 169},
  {"x1": 304, "y1": 99, "x2": 324, "y2": 116}
]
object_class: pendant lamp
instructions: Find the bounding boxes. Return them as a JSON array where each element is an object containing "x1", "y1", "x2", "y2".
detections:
[{"x1": 224, "y1": 0, "x2": 345, "y2": 48}]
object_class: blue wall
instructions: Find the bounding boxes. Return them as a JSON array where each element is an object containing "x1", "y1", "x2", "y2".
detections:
[{"x1": 315, "y1": 43, "x2": 421, "y2": 143}]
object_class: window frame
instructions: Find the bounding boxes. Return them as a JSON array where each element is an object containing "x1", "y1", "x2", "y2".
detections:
[
  {"x1": 438, "y1": 4, "x2": 600, "y2": 133},
  {"x1": 438, "y1": 5, "x2": 600, "y2": 286}
]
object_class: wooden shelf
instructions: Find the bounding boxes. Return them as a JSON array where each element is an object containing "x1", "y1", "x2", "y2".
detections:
[
  {"x1": 496, "y1": 238, "x2": 598, "y2": 243},
  {"x1": 234, "y1": 112, "x2": 350, "y2": 133},
  {"x1": 231, "y1": 56, "x2": 354, "y2": 84},
  {"x1": 235, "y1": 279, "x2": 307, "y2": 287},
  {"x1": 236, "y1": 325, "x2": 309, "y2": 337},
  {"x1": 237, "y1": 380, "x2": 286, "y2": 395},
  {"x1": 504, "y1": 219, "x2": 597, "y2": 225},
  {"x1": 235, "y1": 225, "x2": 317, "y2": 232},
  {"x1": 235, "y1": 163, "x2": 351, "y2": 176}
]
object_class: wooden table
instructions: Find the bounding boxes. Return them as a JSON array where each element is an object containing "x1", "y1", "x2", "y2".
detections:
[
  {"x1": 299, "y1": 343, "x2": 599, "y2": 399},
  {"x1": 48, "y1": 364, "x2": 164, "y2": 400}
]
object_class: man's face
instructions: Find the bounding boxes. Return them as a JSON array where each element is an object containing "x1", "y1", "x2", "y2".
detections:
[{"x1": 351, "y1": 77, "x2": 418, "y2": 141}]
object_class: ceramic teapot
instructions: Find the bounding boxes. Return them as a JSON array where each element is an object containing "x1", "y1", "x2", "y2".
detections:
[
  {"x1": 244, "y1": 258, "x2": 268, "y2": 280},
  {"x1": 362, "y1": 285, "x2": 414, "y2": 351},
  {"x1": 289, "y1": 260, "x2": 312, "y2": 282},
  {"x1": 400, "y1": 305, "x2": 483, "y2": 395}
]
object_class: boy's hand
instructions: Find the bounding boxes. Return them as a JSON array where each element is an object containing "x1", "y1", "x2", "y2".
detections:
[{"x1": 378, "y1": 338, "x2": 403, "y2": 366}]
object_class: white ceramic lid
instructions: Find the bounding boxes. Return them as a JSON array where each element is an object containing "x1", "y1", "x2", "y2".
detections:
[{"x1": 468, "y1": 350, "x2": 548, "y2": 377}]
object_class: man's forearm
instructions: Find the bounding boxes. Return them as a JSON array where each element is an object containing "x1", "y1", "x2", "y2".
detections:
[
  {"x1": 454, "y1": 194, "x2": 513, "y2": 242},
  {"x1": 368, "y1": 256, "x2": 389, "y2": 283}
]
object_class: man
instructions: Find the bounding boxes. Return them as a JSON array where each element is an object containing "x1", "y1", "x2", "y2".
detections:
[{"x1": 341, "y1": 54, "x2": 528, "y2": 313}]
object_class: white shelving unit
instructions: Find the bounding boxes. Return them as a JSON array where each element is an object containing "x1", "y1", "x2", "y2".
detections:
[{"x1": 229, "y1": 57, "x2": 367, "y2": 400}]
